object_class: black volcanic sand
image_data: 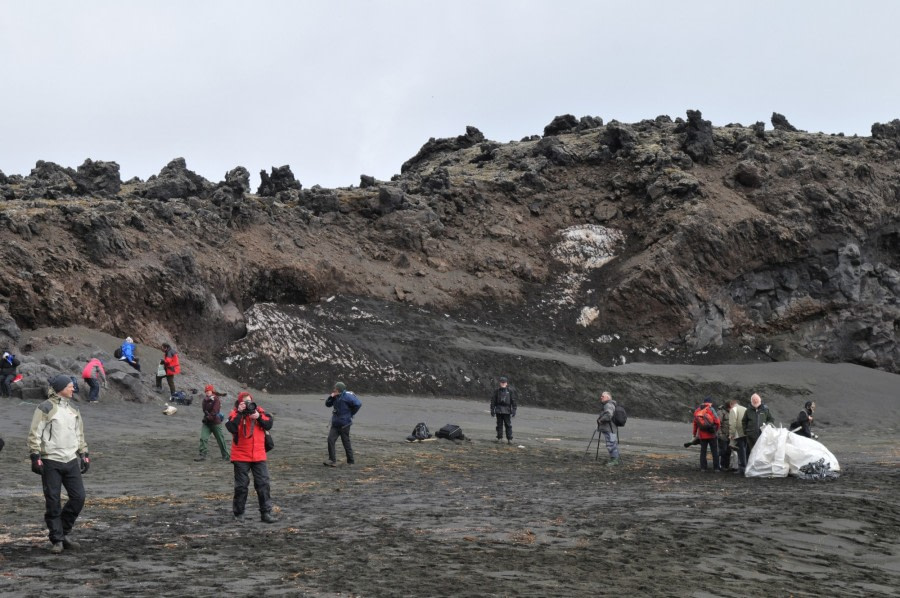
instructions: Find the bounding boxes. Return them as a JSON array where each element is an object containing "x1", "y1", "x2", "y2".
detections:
[{"x1": 1, "y1": 367, "x2": 899, "y2": 596}]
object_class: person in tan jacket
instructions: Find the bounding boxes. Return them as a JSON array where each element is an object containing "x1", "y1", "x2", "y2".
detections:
[
  {"x1": 27, "y1": 375, "x2": 90, "y2": 553},
  {"x1": 728, "y1": 399, "x2": 748, "y2": 475}
]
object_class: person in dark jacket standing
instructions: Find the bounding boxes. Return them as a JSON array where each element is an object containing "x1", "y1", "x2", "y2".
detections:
[
  {"x1": 195, "y1": 384, "x2": 230, "y2": 461},
  {"x1": 490, "y1": 376, "x2": 518, "y2": 444},
  {"x1": 323, "y1": 381, "x2": 361, "y2": 467},
  {"x1": 794, "y1": 401, "x2": 817, "y2": 439},
  {"x1": 225, "y1": 391, "x2": 275, "y2": 523},
  {"x1": 27, "y1": 375, "x2": 90, "y2": 553},
  {"x1": 0, "y1": 350, "x2": 21, "y2": 397},
  {"x1": 741, "y1": 393, "x2": 774, "y2": 453}
]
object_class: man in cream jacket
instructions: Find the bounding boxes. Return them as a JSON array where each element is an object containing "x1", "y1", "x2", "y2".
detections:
[{"x1": 27, "y1": 375, "x2": 90, "y2": 553}]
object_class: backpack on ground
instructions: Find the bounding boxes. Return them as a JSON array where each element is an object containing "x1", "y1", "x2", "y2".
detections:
[
  {"x1": 114, "y1": 347, "x2": 123, "y2": 359},
  {"x1": 171, "y1": 390, "x2": 191, "y2": 405},
  {"x1": 435, "y1": 424, "x2": 465, "y2": 441},
  {"x1": 612, "y1": 402, "x2": 628, "y2": 427},
  {"x1": 693, "y1": 407, "x2": 716, "y2": 433},
  {"x1": 407, "y1": 422, "x2": 432, "y2": 442}
]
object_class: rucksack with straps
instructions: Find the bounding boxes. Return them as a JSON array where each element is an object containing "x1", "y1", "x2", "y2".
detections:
[
  {"x1": 693, "y1": 406, "x2": 716, "y2": 433},
  {"x1": 612, "y1": 402, "x2": 628, "y2": 427},
  {"x1": 406, "y1": 422, "x2": 432, "y2": 442}
]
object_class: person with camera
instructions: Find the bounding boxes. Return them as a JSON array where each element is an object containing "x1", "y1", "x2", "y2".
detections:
[
  {"x1": 194, "y1": 384, "x2": 230, "y2": 462},
  {"x1": 793, "y1": 401, "x2": 818, "y2": 439},
  {"x1": 1, "y1": 350, "x2": 21, "y2": 398},
  {"x1": 323, "y1": 381, "x2": 361, "y2": 467},
  {"x1": 155, "y1": 342, "x2": 180, "y2": 395},
  {"x1": 26, "y1": 375, "x2": 90, "y2": 553},
  {"x1": 490, "y1": 376, "x2": 518, "y2": 444},
  {"x1": 691, "y1": 397, "x2": 721, "y2": 472},
  {"x1": 597, "y1": 391, "x2": 621, "y2": 466},
  {"x1": 225, "y1": 391, "x2": 276, "y2": 523}
]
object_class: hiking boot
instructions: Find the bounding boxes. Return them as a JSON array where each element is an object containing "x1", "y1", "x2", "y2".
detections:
[
  {"x1": 50, "y1": 542, "x2": 64, "y2": 554},
  {"x1": 233, "y1": 513, "x2": 244, "y2": 523},
  {"x1": 346, "y1": 462, "x2": 354, "y2": 466},
  {"x1": 495, "y1": 438, "x2": 502, "y2": 443},
  {"x1": 606, "y1": 458, "x2": 621, "y2": 467},
  {"x1": 193, "y1": 455, "x2": 208, "y2": 462},
  {"x1": 323, "y1": 461, "x2": 337, "y2": 467},
  {"x1": 222, "y1": 454, "x2": 231, "y2": 461},
  {"x1": 62, "y1": 536, "x2": 80, "y2": 550},
  {"x1": 507, "y1": 439, "x2": 512, "y2": 445},
  {"x1": 260, "y1": 511, "x2": 277, "y2": 524}
]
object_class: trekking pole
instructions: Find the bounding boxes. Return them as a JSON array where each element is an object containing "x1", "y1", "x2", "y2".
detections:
[
  {"x1": 595, "y1": 426, "x2": 602, "y2": 461},
  {"x1": 583, "y1": 428, "x2": 599, "y2": 460}
]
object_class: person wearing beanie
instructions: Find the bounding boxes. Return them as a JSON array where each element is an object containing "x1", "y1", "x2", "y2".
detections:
[
  {"x1": 793, "y1": 400, "x2": 817, "y2": 439},
  {"x1": 194, "y1": 384, "x2": 230, "y2": 462},
  {"x1": 27, "y1": 374, "x2": 90, "y2": 553},
  {"x1": 224, "y1": 391, "x2": 276, "y2": 523},
  {"x1": 490, "y1": 376, "x2": 518, "y2": 444},
  {"x1": 691, "y1": 397, "x2": 721, "y2": 472},
  {"x1": 323, "y1": 381, "x2": 362, "y2": 467}
]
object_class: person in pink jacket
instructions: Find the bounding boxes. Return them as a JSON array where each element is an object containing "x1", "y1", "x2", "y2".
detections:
[{"x1": 81, "y1": 358, "x2": 107, "y2": 403}]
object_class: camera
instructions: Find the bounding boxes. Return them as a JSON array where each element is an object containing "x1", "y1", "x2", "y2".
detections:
[{"x1": 243, "y1": 401, "x2": 258, "y2": 415}]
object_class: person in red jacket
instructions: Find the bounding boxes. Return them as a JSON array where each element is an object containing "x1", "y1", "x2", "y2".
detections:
[
  {"x1": 155, "y1": 343, "x2": 180, "y2": 396},
  {"x1": 692, "y1": 397, "x2": 722, "y2": 472},
  {"x1": 80, "y1": 358, "x2": 107, "y2": 403},
  {"x1": 224, "y1": 391, "x2": 276, "y2": 523}
]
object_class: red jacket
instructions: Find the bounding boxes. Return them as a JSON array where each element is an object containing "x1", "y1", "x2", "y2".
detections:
[
  {"x1": 163, "y1": 349, "x2": 181, "y2": 375},
  {"x1": 225, "y1": 405, "x2": 272, "y2": 462},
  {"x1": 692, "y1": 405, "x2": 721, "y2": 440}
]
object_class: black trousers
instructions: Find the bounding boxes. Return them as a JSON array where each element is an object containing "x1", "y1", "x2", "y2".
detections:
[
  {"x1": 0, "y1": 374, "x2": 14, "y2": 397},
  {"x1": 41, "y1": 458, "x2": 86, "y2": 543},
  {"x1": 233, "y1": 461, "x2": 272, "y2": 516},
  {"x1": 699, "y1": 438, "x2": 720, "y2": 471},
  {"x1": 717, "y1": 437, "x2": 732, "y2": 469},
  {"x1": 83, "y1": 377, "x2": 100, "y2": 402},
  {"x1": 327, "y1": 424, "x2": 354, "y2": 463},
  {"x1": 495, "y1": 414, "x2": 512, "y2": 440}
]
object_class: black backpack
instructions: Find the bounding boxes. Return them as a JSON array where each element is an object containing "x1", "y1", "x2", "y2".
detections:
[
  {"x1": 407, "y1": 422, "x2": 432, "y2": 442},
  {"x1": 435, "y1": 424, "x2": 465, "y2": 440},
  {"x1": 612, "y1": 402, "x2": 628, "y2": 427}
]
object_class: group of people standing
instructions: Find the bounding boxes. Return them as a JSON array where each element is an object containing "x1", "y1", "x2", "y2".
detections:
[{"x1": 685, "y1": 393, "x2": 816, "y2": 474}]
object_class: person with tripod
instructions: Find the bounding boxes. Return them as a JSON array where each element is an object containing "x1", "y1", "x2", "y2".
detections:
[{"x1": 597, "y1": 391, "x2": 621, "y2": 466}]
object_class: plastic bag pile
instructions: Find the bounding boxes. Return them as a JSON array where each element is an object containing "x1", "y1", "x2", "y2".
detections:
[{"x1": 745, "y1": 424, "x2": 840, "y2": 479}]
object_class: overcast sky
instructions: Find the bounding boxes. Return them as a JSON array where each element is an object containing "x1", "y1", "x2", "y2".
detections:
[{"x1": 2, "y1": 1, "x2": 899, "y2": 190}]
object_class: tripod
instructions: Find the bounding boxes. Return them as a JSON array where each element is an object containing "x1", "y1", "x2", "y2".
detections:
[{"x1": 583, "y1": 426, "x2": 602, "y2": 461}]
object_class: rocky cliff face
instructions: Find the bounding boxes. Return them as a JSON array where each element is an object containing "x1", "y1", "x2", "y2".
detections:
[{"x1": 1, "y1": 111, "x2": 898, "y2": 407}]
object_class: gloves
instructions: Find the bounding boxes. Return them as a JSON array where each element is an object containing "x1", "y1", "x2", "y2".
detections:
[
  {"x1": 78, "y1": 452, "x2": 90, "y2": 474},
  {"x1": 30, "y1": 453, "x2": 43, "y2": 475},
  {"x1": 490, "y1": 410, "x2": 495, "y2": 417}
]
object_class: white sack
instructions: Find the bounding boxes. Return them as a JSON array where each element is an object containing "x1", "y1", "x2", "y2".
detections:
[{"x1": 745, "y1": 424, "x2": 840, "y2": 478}]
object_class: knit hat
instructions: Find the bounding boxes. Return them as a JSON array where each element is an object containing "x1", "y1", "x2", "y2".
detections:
[
  {"x1": 49, "y1": 374, "x2": 72, "y2": 392},
  {"x1": 205, "y1": 384, "x2": 215, "y2": 393},
  {"x1": 125, "y1": 336, "x2": 133, "y2": 343},
  {"x1": 702, "y1": 396, "x2": 714, "y2": 404},
  {"x1": 333, "y1": 381, "x2": 346, "y2": 392},
  {"x1": 499, "y1": 376, "x2": 508, "y2": 383}
]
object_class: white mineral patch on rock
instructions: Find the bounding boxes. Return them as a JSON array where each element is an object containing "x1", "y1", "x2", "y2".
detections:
[
  {"x1": 576, "y1": 306, "x2": 599, "y2": 327},
  {"x1": 551, "y1": 225, "x2": 624, "y2": 269}
]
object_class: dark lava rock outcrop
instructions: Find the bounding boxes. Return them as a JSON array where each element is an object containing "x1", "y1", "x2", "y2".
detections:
[{"x1": 2, "y1": 110, "x2": 899, "y2": 414}]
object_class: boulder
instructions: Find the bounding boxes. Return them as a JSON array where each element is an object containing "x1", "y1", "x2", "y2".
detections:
[
  {"x1": 871, "y1": 119, "x2": 900, "y2": 140},
  {"x1": 771, "y1": 112, "x2": 799, "y2": 132},
  {"x1": 140, "y1": 158, "x2": 213, "y2": 200},
  {"x1": 401, "y1": 126, "x2": 485, "y2": 173},
  {"x1": 681, "y1": 110, "x2": 716, "y2": 164},
  {"x1": 224, "y1": 166, "x2": 251, "y2": 194},
  {"x1": 74, "y1": 159, "x2": 122, "y2": 197},
  {"x1": 543, "y1": 114, "x2": 579, "y2": 137},
  {"x1": 258, "y1": 165, "x2": 301, "y2": 197}
]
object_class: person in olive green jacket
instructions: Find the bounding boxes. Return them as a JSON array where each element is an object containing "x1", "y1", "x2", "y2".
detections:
[{"x1": 741, "y1": 393, "x2": 774, "y2": 454}]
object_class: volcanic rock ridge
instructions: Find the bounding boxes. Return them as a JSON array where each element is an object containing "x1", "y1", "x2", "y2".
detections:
[{"x1": 2, "y1": 111, "x2": 899, "y2": 411}]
